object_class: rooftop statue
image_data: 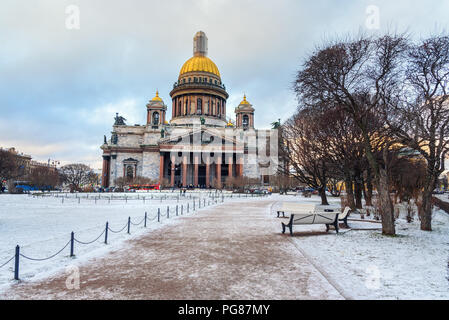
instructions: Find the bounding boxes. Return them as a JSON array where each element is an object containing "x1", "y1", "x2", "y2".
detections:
[{"x1": 114, "y1": 113, "x2": 127, "y2": 126}]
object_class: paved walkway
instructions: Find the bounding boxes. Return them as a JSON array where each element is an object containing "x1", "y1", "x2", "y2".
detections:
[{"x1": 3, "y1": 199, "x2": 344, "y2": 299}]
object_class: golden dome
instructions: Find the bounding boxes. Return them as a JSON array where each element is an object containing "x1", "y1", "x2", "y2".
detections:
[
  {"x1": 179, "y1": 56, "x2": 221, "y2": 78},
  {"x1": 240, "y1": 94, "x2": 250, "y2": 105},
  {"x1": 151, "y1": 90, "x2": 163, "y2": 102}
]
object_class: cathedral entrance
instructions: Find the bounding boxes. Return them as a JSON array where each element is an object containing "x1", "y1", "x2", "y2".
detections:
[{"x1": 198, "y1": 165, "x2": 206, "y2": 187}]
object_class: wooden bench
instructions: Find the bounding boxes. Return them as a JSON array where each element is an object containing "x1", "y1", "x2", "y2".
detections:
[{"x1": 279, "y1": 203, "x2": 350, "y2": 236}]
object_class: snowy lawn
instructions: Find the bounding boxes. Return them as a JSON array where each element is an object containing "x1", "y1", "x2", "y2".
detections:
[
  {"x1": 272, "y1": 195, "x2": 449, "y2": 300},
  {"x1": 0, "y1": 191, "x2": 244, "y2": 293}
]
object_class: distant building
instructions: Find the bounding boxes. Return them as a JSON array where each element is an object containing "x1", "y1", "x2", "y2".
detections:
[{"x1": 0, "y1": 147, "x2": 57, "y2": 176}]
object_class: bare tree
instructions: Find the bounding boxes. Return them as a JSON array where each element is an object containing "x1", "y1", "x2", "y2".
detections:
[
  {"x1": 294, "y1": 34, "x2": 407, "y2": 235},
  {"x1": 282, "y1": 109, "x2": 330, "y2": 205},
  {"x1": 0, "y1": 149, "x2": 20, "y2": 184},
  {"x1": 28, "y1": 166, "x2": 60, "y2": 190},
  {"x1": 393, "y1": 35, "x2": 449, "y2": 231},
  {"x1": 60, "y1": 164, "x2": 95, "y2": 192}
]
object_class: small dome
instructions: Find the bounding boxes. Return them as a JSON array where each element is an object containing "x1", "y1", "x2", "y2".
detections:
[
  {"x1": 151, "y1": 90, "x2": 163, "y2": 102},
  {"x1": 179, "y1": 56, "x2": 221, "y2": 79},
  {"x1": 239, "y1": 94, "x2": 250, "y2": 105}
]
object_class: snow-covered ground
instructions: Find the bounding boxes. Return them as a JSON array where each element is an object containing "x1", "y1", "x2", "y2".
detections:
[
  {"x1": 0, "y1": 191, "x2": 245, "y2": 293},
  {"x1": 271, "y1": 195, "x2": 449, "y2": 300},
  {"x1": 1, "y1": 192, "x2": 448, "y2": 300}
]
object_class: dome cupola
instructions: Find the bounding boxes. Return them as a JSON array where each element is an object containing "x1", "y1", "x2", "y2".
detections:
[{"x1": 170, "y1": 32, "x2": 229, "y2": 127}]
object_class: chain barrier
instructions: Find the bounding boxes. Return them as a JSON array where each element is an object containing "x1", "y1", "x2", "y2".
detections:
[
  {"x1": 74, "y1": 229, "x2": 106, "y2": 245},
  {"x1": 0, "y1": 255, "x2": 15, "y2": 269},
  {"x1": 130, "y1": 216, "x2": 146, "y2": 226},
  {"x1": 147, "y1": 213, "x2": 159, "y2": 221},
  {"x1": 107, "y1": 222, "x2": 129, "y2": 234},
  {"x1": 19, "y1": 239, "x2": 72, "y2": 261}
]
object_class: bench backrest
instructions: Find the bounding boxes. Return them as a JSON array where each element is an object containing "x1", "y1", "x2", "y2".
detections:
[
  {"x1": 291, "y1": 212, "x2": 338, "y2": 225},
  {"x1": 281, "y1": 202, "x2": 315, "y2": 214},
  {"x1": 338, "y1": 207, "x2": 351, "y2": 220}
]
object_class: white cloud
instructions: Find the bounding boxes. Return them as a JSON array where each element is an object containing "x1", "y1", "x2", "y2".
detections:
[{"x1": 1, "y1": 0, "x2": 448, "y2": 165}]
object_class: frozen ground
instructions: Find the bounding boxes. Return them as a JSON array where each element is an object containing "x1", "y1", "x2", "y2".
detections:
[
  {"x1": 0, "y1": 191, "x2": 238, "y2": 293},
  {"x1": 1, "y1": 193, "x2": 448, "y2": 299},
  {"x1": 272, "y1": 195, "x2": 449, "y2": 300}
]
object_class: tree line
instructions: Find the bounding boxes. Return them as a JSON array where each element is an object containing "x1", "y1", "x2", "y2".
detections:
[
  {"x1": 281, "y1": 32, "x2": 449, "y2": 235},
  {"x1": 0, "y1": 150, "x2": 98, "y2": 193}
]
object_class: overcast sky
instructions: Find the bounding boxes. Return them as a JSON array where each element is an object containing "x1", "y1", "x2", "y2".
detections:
[{"x1": 1, "y1": 0, "x2": 448, "y2": 169}]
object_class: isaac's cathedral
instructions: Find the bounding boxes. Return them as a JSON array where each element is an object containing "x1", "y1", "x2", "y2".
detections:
[{"x1": 101, "y1": 31, "x2": 277, "y2": 188}]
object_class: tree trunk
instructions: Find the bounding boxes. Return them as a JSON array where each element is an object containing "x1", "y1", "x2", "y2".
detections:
[
  {"x1": 376, "y1": 167, "x2": 396, "y2": 235},
  {"x1": 354, "y1": 170, "x2": 363, "y2": 209},
  {"x1": 319, "y1": 187, "x2": 329, "y2": 205},
  {"x1": 344, "y1": 175, "x2": 356, "y2": 210},
  {"x1": 363, "y1": 142, "x2": 395, "y2": 236},
  {"x1": 365, "y1": 168, "x2": 373, "y2": 207},
  {"x1": 420, "y1": 187, "x2": 433, "y2": 231}
]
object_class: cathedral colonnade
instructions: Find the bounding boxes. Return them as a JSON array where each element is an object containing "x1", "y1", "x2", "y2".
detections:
[{"x1": 159, "y1": 151, "x2": 243, "y2": 188}]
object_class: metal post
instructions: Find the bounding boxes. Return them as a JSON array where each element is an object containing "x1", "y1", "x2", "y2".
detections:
[
  {"x1": 167, "y1": 206, "x2": 169, "y2": 218},
  {"x1": 181, "y1": 205, "x2": 183, "y2": 215},
  {"x1": 144, "y1": 212, "x2": 147, "y2": 227},
  {"x1": 14, "y1": 245, "x2": 20, "y2": 280},
  {"x1": 127, "y1": 217, "x2": 131, "y2": 234},
  {"x1": 193, "y1": 201, "x2": 195, "y2": 211},
  {"x1": 125, "y1": 196, "x2": 127, "y2": 203},
  {"x1": 70, "y1": 232, "x2": 74, "y2": 257},
  {"x1": 78, "y1": 197, "x2": 80, "y2": 204},
  {"x1": 105, "y1": 222, "x2": 109, "y2": 244},
  {"x1": 204, "y1": 199, "x2": 206, "y2": 207},
  {"x1": 158, "y1": 208, "x2": 160, "y2": 222},
  {"x1": 176, "y1": 205, "x2": 178, "y2": 216},
  {"x1": 187, "y1": 203, "x2": 189, "y2": 213}
]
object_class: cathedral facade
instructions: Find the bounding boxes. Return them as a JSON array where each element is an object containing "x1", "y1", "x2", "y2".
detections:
[{"x1": 101, "y1": 31, "x2": 277, "y2": 188}]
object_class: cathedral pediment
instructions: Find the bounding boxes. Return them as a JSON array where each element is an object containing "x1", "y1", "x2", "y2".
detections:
[{"x1": 159, "y1": 128, "x2": 236, "y2": 146}]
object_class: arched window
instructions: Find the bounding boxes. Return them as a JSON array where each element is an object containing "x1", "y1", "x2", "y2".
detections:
[
  {"x1": 217, "y1": 102, "x2": 220, "y2": 117},
  {"x1": 152, "y1": 112, "x2": 160, "y2": 125},
  {"x1": 243, "y1": 115, "x2": 249, "y2": 127},
  {"x1": 185, "y1": 99, "x2": 189, "y2": 115},
  {"x1": 197, "y1": 98, "x2": 202, "y2": 115},
  {"x1": 178, "y1": 101, "x2": 182, "y2": 116},
  {"x1": 126, "y1": 166, "x2": 134, "y2": 179}
]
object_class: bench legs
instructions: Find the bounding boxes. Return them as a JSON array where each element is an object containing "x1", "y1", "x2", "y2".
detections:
[
  {"x1": 326, "y1": 221, "x2": 339, "y2": 234},
  {"x1": 342, "y1": 216, "x2": 349, "y2": 228},
  {"x1": 281, "y1": 222, "x2": 293, "y2": 236},
  {"x1": 277, "y1": 211, "x2": 286, "y2": 218},
  {"x1": 333, "y1": 219, "x2": 339, "y2": 234}
]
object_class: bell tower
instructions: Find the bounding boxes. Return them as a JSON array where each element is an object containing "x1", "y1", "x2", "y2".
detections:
[
  {"x1": 146, "y1": 91, "x2": 167, "y2": 129},
  {"x1": 235, "y1": 95, "x2": 255, "y2": 130}
]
